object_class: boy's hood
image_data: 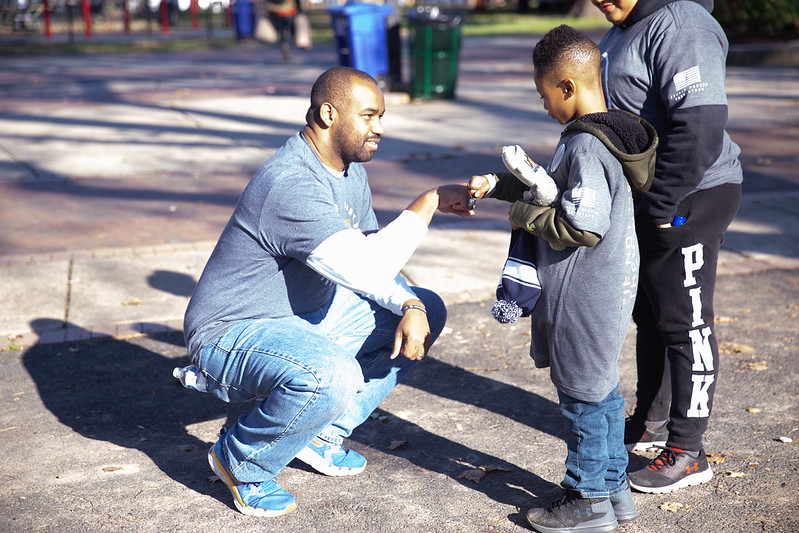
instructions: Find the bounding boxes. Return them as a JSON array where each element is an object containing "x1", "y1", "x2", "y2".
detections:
[
  {"x1": 562, "y1": 110, "x2": 659, "y2": 192},
  {"x1": 620, "y1": 0, "x2": 713, "y2": 29}
]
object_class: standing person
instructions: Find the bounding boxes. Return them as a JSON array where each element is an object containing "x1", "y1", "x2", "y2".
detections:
[
  {"x1": 183, "y1": 66, "x2": 473, "y2": 517},
  {"x1": 469, "y1": 26, "x2": 657, "y2": 532},
  {"x1": 591, "y1": 0, "x2": 743, "y2": 494},
  {"x1": 265, "y1": 0, "x2": 298, "y2": 61}
]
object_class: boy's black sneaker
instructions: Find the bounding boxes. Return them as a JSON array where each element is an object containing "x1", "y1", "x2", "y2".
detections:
[
  {"x1": 609, "y1": 485, "x2": 637, "y2": 523},
  {"x1": 624, "y1": 417, "x2": 668, "y2": 451},
  {"x1": 628, "y1": 447, "x2": 713, "y2": 494},
  {"x1": 526, "y1": 490, "x2": 618, "y2": 533}
]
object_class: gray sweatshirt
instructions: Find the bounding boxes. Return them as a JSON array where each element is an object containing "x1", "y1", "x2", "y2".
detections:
[{"x1": 598, "y1": 0, "x2": 743, "y2": 225}]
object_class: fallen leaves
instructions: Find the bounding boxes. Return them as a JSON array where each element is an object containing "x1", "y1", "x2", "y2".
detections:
[
  {"x1": 121, "y1": 297, "x2": 143, "y2": 306},
  {"x1": 660, "y1": 501, "x2": 686, "y2": 512},
  {"x1": 740, "y1": 360, "x2": 768, "y2": 371},
  {"x1": 720, "y1": 343, "x2": 770, "y2": 372},
  {"x1": 457, "y1": 464, "x2": 510, "y2": 483},
  {"x1": 723, "y1": 471, "x2": 746, "y2": 478},
  {"x1": 388, "y1": 440, "x2": 408, "y2": 450},
  {"x1": 706, "y1": 452, "x2": 729, "y2": 464},
  {"x1": 720, "y1": 342, "x2": 755, "y2": 355}
]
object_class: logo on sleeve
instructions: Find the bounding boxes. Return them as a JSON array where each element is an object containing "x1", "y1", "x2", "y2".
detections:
[{"x1": 671, "y1": 65, "x2": 708, "y2": 101}]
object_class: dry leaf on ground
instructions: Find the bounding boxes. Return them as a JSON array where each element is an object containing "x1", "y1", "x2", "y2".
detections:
[
  {"x1": 720, "y1": 342, "x2": 755, "y2": 354},
  {"x1": 660, "y1": 502, "x2": 686, "y2": 512},
  {"x1": 456, "y1": 464, "x2": 510, "y2": 483},
  {"x1": 457, "y1": 469, "x2": 486, "y2": 483},
  {"x1": 388, "y1": 440, "x2": 408, "y2": 450},
  {"x1": 706, "y1": 452, "x2": 729, "y2": 464},
  {"x1": 740, "y1": 361, "x2": 768, "y2": 371},
  {"x1": 723, "y1": 471, "x2": 746, "y2": 478},
  {"x1": 479, "y1": 464, "x2": 510, "y2": 473}
]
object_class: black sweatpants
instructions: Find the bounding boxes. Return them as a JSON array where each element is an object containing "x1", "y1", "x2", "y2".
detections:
[{"x1": 631, "y1": 183, "x2": 741, "y2": 452}]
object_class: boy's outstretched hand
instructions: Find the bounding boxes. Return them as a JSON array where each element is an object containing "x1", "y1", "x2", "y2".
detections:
[{"x1": 468, "y1": 175, "x2": 491, "y2": 201}]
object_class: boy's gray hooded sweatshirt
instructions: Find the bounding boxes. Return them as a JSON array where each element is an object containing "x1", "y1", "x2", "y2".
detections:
[
  {"x1": 598, "y1": 0, "x2": 743, "y2": 226},
  {"x1": 490, "y1": 110, "x2": 657, "y2": 402}
]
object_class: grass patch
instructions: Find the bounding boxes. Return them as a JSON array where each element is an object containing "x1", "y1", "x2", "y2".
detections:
[{"x1": 462, "y1": 11, "x2": 610, "y2": 36}]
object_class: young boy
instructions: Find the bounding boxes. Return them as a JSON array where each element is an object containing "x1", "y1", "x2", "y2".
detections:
[{"x1": 469, "y1": 25, "x2": 657, "y2": 532}]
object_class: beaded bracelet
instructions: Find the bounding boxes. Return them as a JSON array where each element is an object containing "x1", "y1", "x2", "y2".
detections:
[{"x1": 401, "y1": 304, "x2": 427, "y2": 314}]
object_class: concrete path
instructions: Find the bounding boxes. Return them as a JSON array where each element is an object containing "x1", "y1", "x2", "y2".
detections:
[{"x1": 0, "y1": 30, "x2": 798, "y2": 533}]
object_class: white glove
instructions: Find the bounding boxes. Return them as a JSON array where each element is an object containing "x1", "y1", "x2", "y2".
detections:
[{"x1": 501, "y1": 145, "x2": 560, "y2": 207}]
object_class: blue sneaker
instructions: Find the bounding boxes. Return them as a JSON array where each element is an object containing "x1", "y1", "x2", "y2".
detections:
[
  {"x1": 208, "y1": 432, "x2": 296, "y2": 517},
  {"x1": 295, "y1": 437, "x2": 367, "y2": 476}
]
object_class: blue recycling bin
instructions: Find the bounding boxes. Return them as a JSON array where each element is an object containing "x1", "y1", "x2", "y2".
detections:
[
  {"x1": 233, "y1": 0, "x2": 255, "y2": 40},
  {"x1": 328, "y1": 3, "x2": 394, "y2": 80}
]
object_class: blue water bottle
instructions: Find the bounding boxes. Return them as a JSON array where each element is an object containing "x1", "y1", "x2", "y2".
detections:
[{"x1": 672, "y1": 215, "x2": 686, "y2": 226}]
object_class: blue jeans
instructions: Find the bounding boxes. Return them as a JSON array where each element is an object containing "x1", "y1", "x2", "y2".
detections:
[
  {"x1": 558, "y1": 384, "x2": 628, "y2": 498},
  {"x1": 196, "y1": 285, "x2": 446, "y2": 483}
]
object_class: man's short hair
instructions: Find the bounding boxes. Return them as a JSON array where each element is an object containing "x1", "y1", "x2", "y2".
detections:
[
  {"x1": 532, "y1": 25, "x2": 601, "y2": 84},
  {"x1": 306, "y1": 67, "x2": 379, "y2": 124}
]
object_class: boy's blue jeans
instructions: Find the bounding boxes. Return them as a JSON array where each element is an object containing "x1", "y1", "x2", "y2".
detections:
[
  {"x1": 196, "y1": 285, "x2": 446, "y2": 483},
  {"x1": 558, "y1": 384, "x2": 629, "y2": 498}
]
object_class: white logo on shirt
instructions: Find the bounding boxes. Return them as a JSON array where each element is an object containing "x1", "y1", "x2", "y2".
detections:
[
  {"x1": 573, "y1": 187, "x2": 597, "y2": 209},
  {"x1": 674, "y1": 66, "x2": 701, "y2": 92},
  {"x1": 569, "y1": 187, "x2": 600, "y2": 220},
  {"x1": 670, "y1": 66, "x2": 708, "y2": 101}
]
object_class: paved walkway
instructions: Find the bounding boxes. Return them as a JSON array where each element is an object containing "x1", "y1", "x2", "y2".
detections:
[
  {"x1": 0, "y1": 31, "x2": 798, "y2": 533},
  {"x1": 1, "y1": 34, "x2": 798, "y2": 349}
]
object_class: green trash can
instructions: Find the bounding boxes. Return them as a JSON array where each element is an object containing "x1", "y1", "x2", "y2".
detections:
[{"x1": 407, "y1": 6, "x2": 465, "y2": 100}]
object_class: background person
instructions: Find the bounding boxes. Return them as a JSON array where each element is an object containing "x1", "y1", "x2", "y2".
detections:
[{"x1": 591, "y1": 0, "x2": 743, "y2": 494}]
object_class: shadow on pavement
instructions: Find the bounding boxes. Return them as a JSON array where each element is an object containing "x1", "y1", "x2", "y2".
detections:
[
  {"x1": 21, "y1": 320, "x2": 242, "y2": 508},
  {"x1": 21, "y1": 317, "x2": 560, "y2": 516}
]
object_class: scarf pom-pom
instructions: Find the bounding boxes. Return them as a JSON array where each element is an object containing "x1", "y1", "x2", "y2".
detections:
[{"x1": 491, "y1": 300, "x2": 523, "y2": 324}]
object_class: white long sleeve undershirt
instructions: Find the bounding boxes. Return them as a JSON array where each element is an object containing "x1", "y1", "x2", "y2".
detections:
[{"x1": 306, "y1": 210, "x2": 429, "y2": 315}]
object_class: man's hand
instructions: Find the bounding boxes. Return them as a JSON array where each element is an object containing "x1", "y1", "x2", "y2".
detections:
[
  {"x1": 436, "y1": 184, "x2": 474, "y2": 216},
  {"x1": 390, "y1": 307, "x2": 431, "y2": 360},
  {"x1": 406, "y1": 184, "x2": 473, "y2": 224}
]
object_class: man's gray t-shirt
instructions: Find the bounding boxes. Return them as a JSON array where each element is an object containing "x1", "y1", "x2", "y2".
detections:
[
  {"x1": 184, "y1": 132, "x2": 378, "y2": 360},
  {"x1": 530, "y1": 132, "x2": 639, "y2": 402}
]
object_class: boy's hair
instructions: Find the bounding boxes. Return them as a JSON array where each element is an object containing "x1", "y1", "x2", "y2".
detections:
[
  {"x1": 532, "y1": 25, "x2": 601, "y2": 86},
  {"x1": 306, "y1": 67, "x2": 378, "y2": 124}
]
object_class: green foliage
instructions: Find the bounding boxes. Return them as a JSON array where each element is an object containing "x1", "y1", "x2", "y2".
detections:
[
  {"x1": 713, "y1": 0, "x2": 799, "y2": 41},
  {"x1": 462, "y1": 12, "x2": 610, "y2": 36}
]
